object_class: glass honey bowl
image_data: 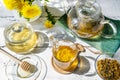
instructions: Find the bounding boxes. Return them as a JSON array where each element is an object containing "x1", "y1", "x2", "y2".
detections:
[
  {"x1": 4, "y1": 21, "x2": 38, "y2": 54},
  {"x1": 52, "y1": 39, "x2": 85, "y2": 74}
]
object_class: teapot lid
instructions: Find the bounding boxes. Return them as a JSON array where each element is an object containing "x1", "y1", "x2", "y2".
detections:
[
  {"x1": 75, "y1": 0, "x2": 101, "y2": 20},
  {"x1": 4, "y1": 22, "x2": 33, "y2": 43}
]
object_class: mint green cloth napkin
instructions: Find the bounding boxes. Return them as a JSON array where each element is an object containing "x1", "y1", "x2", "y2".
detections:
[{"x1": 58, "y1": 14, "x2": 120, "y2": 54}]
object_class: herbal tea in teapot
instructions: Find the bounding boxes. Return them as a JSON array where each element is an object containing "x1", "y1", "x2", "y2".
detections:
[{"x1": 67, "y1": 0, "x2": 117, "y2": 39}]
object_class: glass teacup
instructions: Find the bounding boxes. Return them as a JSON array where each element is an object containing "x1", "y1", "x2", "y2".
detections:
[
  {"x1": 52, "y1": 39, "x2": 84, "y2": 73},
  {"x1": 4, "y1": 21, "x2": 38, "y2": 54}
]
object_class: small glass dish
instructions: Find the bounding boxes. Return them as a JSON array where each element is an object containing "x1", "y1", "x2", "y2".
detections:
[
  {"x1": 95, "y1": 54, "x2": 120, "y2": 80},
  {"x1": 5, "y1": 55, "x2": 47, "y2": 80}
]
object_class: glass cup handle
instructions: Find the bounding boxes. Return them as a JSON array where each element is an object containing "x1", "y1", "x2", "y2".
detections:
[{"x1": 101, "y1": 20, "x2": 117, "y2": 38}]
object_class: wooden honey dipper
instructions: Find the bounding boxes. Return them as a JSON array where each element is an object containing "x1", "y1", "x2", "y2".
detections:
[{"x1": 0, "y1": 48, "x2": 37, "y2": 73}]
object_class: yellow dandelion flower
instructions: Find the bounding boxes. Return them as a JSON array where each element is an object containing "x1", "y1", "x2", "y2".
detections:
[
  {"x1": 44, "y1": 20, "x2": 53, "y2": 28},
  {"x1": 21, "y1": 4, "x2": 42, "y2": 19},
  {"x1": 3, "y1": 0, "x2": 23, "y2": 10}
]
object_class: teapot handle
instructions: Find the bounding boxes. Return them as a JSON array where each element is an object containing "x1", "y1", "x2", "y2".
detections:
[
  {"x1": 101, "y1": 20, "x2": 117, "y2": 38},
  {"x1": 75, "y1": 43, "x2": 85, "y2": 52}
]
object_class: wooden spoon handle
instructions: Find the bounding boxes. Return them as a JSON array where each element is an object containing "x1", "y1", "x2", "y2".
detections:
[{"x1": 0, "y1": 48, "x2": 21, "y2": 64}]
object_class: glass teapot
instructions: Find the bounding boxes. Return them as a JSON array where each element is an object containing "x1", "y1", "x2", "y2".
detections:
[{"x1": 67, "y1": 0, "x2": 117, "y2": 39}]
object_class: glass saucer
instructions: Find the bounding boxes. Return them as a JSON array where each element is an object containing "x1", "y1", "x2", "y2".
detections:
[
  {"x1": 5, "y1": 55, "x2": 47, "y2": 80},
  {"x1": 32, "y1": 31, "x2": 49, "y2": 53}
]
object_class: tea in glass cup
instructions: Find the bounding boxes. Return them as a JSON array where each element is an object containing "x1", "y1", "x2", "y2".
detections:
[
  {"x1": 52, "y1": 40, "x2": 83, "y2": 73},
  {"x1": 4, "y1": 22, "x2": 38, "y2": 54}
]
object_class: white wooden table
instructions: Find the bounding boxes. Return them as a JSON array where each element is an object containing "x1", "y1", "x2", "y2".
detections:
[{"x1": 0, "y1": 0, "x2": 120, "y2": 80}]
